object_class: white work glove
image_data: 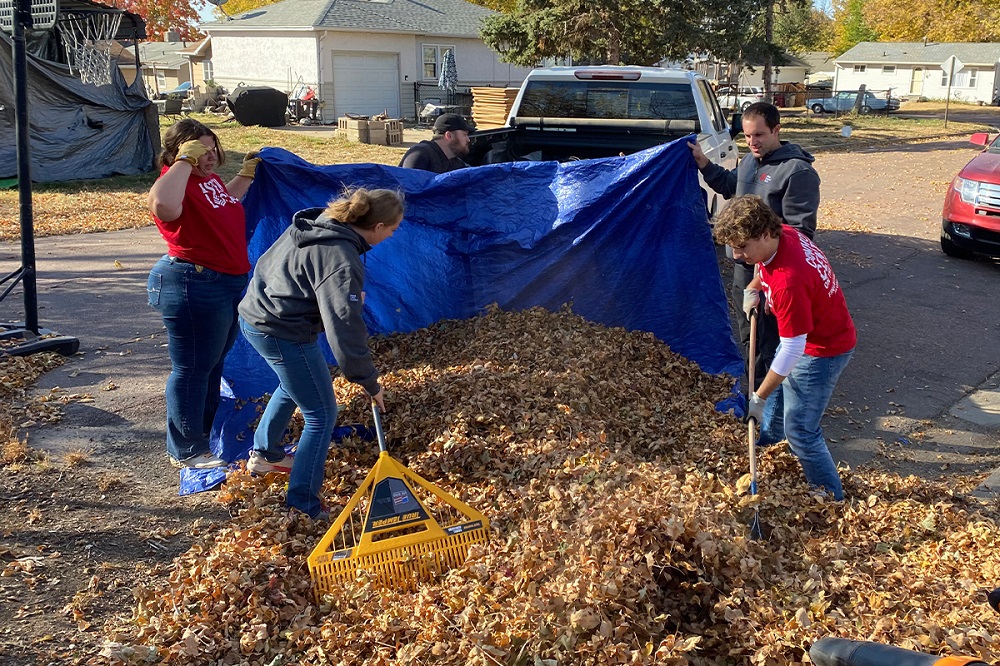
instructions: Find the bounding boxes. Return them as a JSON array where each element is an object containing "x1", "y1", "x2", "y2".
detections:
[
  {"x1": 746, "y1": 392, "x2": 765, "y2": 424},
  {"x1": 742, "y1": 288, "x2": 760, "y2": 320}
]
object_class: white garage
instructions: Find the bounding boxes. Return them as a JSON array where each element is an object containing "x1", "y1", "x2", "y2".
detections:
[{"x1": 332, "y1": 52, "x2": 401, "y2": 119}]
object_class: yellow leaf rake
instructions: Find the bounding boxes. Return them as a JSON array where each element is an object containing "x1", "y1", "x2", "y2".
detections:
[{"x1": 308, "y1": 402, "x2": 490, "y2": 595}]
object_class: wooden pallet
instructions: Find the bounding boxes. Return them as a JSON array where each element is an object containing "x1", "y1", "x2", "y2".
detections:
[{"x1": 471, "y1": 87, "x2": 519, "y2": 129}]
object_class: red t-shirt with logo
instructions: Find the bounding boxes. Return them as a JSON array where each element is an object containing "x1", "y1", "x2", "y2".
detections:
[
  {"x1": 152, "y1": 166, "x2": 251, "y2": 275},
  {"x1": 759, "y1": 226, "x2": 856, "y2": 357}
]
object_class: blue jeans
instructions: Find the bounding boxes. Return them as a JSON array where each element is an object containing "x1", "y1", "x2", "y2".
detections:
[
  {"x1": 147, "y1": 256, "x2": 248, "y2": 461},
  {"x1": 239, "y1": 318, "x2": 338, "y2": 518},
  {"x1": 759, "y1": 349, "x2": 854, "y2": 500}
]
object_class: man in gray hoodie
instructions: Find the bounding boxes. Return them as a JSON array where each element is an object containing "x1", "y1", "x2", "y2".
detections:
[{"x1": 688, "y1": 102, "x2": 821, "y2": 402}]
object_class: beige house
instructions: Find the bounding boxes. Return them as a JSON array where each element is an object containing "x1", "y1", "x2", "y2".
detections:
[
  {"x1": 694, "y1": 53, "x2": 809, "y2": 87},
  {"x1": 136, "y1": 38, "x2": 192, "y2": 96}
]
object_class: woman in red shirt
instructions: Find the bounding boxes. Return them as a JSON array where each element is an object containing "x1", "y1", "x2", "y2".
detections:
[
  {"x1": 146, "y1": 119, "x2": 258, "y2": 469},
  {"x1": 714, "y1": 195, "x2": 856, "y2": 500}
]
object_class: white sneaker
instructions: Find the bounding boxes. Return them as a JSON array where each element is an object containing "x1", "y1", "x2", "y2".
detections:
[
  {"x1": 169, "y1": 452, "x2": 227, "y2": 469},
  {"x1": 247, "y1": 451, "x2": 294, "y2": 475}
]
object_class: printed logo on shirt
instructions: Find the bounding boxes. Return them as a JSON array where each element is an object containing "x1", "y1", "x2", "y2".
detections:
[
  {"x1": 199, "y1": 179, "x2": 239, "y2": 209},
  {"x1": 349, "y1": 293, "x2": 359, "y2": 302},
  {"x1": 759, "y1": 173, "x2": 772, "y2": 183},
  {"x1": 797, "y1": 233, "x2": 839, "y2": 296}
]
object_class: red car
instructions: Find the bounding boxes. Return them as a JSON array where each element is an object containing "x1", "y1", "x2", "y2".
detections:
[{"x1": 941, "y1": 131, "x2": 1000, "y2": 259}]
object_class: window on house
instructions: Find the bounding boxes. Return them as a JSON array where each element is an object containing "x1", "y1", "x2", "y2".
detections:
[
  {"x1": 156, "y1": 71, "x2": 166, "y2": 89},
  {"x1": 882, "y1": 65, "x2": 895, "y2": 74},
  {"x1": 970, "y1": 68, "x2": 978, "y2": 87},
  {"x1": 422, "y1": 44, "x2": 455, "y2": 80},
  {"x1": 853, "y1": 64, "x2": 866, "y2": 73},
  {"x1": 202, "y1": 60, "x2": 213, "y2": 83},
  {"x1": 941, "y1": 68, "x2": 948, "y2": 86}
]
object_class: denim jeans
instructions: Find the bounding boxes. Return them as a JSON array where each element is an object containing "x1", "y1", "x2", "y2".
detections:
[
  {"x1": 759, "y1": 349, "x2": 854, "y2": 500},
  {"x1": 148, "y1": 256, "x2": 248, "y2": 461},
  {"x1": 239, "y1": 318, "x2": 338, "y2": 518}
]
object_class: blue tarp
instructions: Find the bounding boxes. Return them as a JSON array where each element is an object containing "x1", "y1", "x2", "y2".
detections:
[{"x1": 180, "y1": 138, "x2": 743, "y2": 493}]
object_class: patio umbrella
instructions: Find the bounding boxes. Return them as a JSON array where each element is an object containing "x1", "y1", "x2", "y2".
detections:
[{"x1": 438, "y1": 48, "x2": 458, "y2": 104}]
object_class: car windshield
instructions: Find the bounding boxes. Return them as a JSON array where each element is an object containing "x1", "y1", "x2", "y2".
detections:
[
  {"x1": 518, "y1": 81, "x2": 698, "y2": 120},
  {"x1": 988, "y1": 135, "x2": 1000, "y2": 153}
]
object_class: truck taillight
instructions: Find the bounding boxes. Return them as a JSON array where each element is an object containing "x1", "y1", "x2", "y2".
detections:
[{"x1": 574, "y1": 70, "x2": 641, "y2": 81}]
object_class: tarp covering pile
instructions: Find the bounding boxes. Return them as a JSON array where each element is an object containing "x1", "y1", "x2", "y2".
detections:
[
  {"x1": 182, "y1": 139, "x2": 743, "y2": 492},
  {"x1": 0, "y1": 31, "x2": 154, "y2": 182}
]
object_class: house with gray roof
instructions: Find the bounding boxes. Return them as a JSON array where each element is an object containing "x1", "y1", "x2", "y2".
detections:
[
  {"x1": 834, "y1": 42, "x2": 1000, "y2": 104},
  {"x1": 200, "y1": 0, "x2": 532, "y2": 122},
  {"x1": 137, "y1": 38, "x2": 194, "y2": 96}
]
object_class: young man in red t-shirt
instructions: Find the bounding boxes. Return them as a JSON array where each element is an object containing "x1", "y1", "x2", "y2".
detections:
[{"x1": 713, "y1": 195, "x2": 856, "y2": 500}]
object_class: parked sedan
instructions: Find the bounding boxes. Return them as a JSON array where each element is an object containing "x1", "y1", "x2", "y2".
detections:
[
  {"x1": 807, "y1": 91, "x2": 900, "y2": 115},
  {"x1": 941, "y1": 131, "x2": 1000, "y2": 259}
]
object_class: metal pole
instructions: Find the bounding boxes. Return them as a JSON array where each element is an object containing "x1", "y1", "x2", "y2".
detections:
[
  {"x1": 944, "y1": 58, "x2": 955, "y2": 129},
  {"x1": 12, "y1": 0, "x2": 38, "y2": 333}
]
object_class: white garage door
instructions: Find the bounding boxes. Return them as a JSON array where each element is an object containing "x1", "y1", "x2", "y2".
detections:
[{"x1": 332, "y1": 53, "x2": 400, "y2": 118}]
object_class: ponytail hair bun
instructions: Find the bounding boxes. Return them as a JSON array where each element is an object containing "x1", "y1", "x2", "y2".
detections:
[{"x1": 326, "y1": 186, "x2": 405, "y2": 231}]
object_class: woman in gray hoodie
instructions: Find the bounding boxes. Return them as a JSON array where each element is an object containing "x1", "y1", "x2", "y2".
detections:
[{"x1": 238, "y1": 187, "x2": 404, "y2": 519}]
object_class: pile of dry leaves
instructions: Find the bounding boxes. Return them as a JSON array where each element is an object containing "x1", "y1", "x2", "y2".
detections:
[{"x1": 105, "y1": 308, "x2": 999, "y2": 665}]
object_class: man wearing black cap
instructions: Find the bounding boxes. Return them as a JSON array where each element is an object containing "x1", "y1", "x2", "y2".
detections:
[{"x1": 398, "y1": 113, "x2": 475, "y2": 173}]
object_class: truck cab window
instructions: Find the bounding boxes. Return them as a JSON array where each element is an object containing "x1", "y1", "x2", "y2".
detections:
[{"x1": 519, "y1": 81, "x2": 698, "y2": 121}]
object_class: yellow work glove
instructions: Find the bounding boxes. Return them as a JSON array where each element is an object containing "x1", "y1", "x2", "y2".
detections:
[
  {"x1": 176, "y1": 140, "x2": 208, "y2": 166},
  {"x1": 238, "y1": 150, "x2": 262, "y2": 179}
]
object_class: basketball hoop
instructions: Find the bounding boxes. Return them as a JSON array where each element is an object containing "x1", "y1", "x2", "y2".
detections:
[{"x1": 57, "y1": 10, "x2": 120, "y2": 87}]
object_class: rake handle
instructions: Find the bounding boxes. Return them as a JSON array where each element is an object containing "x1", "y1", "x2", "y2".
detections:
[
  {"x1": 371, "y1": 400, "x2": 388, "y2": 454},
  {"x1": 747, "y1": 307, "x2": 758, "y2": 493}
]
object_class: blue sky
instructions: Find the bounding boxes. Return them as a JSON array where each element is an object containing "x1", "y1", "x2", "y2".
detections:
[{"x1": 197, "y1": 2, "x2": 218, "y2": 23}]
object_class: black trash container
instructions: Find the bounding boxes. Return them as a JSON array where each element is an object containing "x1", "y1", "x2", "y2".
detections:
[{"x1": 227, "y1": 85, "x2": 288, "y2": 127}]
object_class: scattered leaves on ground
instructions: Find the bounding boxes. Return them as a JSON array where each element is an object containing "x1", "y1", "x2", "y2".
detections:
[{"x1": 103, "y1": 307, "x2": 999, "y2": 665}]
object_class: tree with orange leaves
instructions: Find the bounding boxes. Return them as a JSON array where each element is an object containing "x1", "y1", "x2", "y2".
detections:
[{"x1": 118, "y1": 0, "x2": 205, "y2": 42}]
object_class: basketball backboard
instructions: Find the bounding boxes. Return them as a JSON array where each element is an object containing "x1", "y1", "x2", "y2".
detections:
[{"x1": 0, "y1": 0, "x2": 58, "y2": 33}]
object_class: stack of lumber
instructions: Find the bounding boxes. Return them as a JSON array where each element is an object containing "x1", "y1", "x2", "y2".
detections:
[{"x1": 471, "y1": 86, "x2": 519, "y2": 128}]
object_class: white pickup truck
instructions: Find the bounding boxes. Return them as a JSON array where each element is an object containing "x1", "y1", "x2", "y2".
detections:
[{"x1": 467, "y1": 66, "x2": 741, "y2": 217}]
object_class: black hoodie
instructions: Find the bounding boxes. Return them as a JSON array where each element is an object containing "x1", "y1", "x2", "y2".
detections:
[
  {"x1": 238, "y1": 207, "x2": 379, "y2": 396},
  {"x1": 700, "y1": 141, "x2": 821, "y2": 239}
]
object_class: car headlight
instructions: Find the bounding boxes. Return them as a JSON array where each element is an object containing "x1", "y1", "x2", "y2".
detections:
[{"x1": 955, "y1": 177, "x2": 980, "y2": 204}]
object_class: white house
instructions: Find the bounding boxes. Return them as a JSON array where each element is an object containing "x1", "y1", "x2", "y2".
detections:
[
  {"x1": 200, "y1": 0, "x2": 532, "y2": 122},
  {"x1": 834, "y1": 42, "x2": 1000, "y2": 104}
]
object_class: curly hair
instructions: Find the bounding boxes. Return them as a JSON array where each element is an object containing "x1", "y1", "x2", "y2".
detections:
[
  {"x1": 326, "y1": 187, "x2": 404, "y2": 231},
  {"x1": 159, "y1": 118, "x2": 226, "y2": 169},
  {"x1": 712, "y1": 195, "x2": 783, "y2": 247}
]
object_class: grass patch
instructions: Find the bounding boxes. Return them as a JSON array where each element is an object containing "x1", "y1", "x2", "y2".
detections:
[
  {"x1": 96, "y1": 474, "x2": 125, "y2": 492},
  {"x1": 778, "y1": 112, "x2": 990, "y2": 150},
  {"x1": 66, "y1": 448, "x2": 92, "y2": 467}
]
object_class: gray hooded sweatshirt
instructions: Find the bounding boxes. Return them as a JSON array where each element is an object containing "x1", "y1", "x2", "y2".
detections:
[
  {"x1": 700, "y1": 141, "x2": 820, "y2": 239},
  {"x1": 238, "y1": 207, "x2": 380, "y2": 396}
]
